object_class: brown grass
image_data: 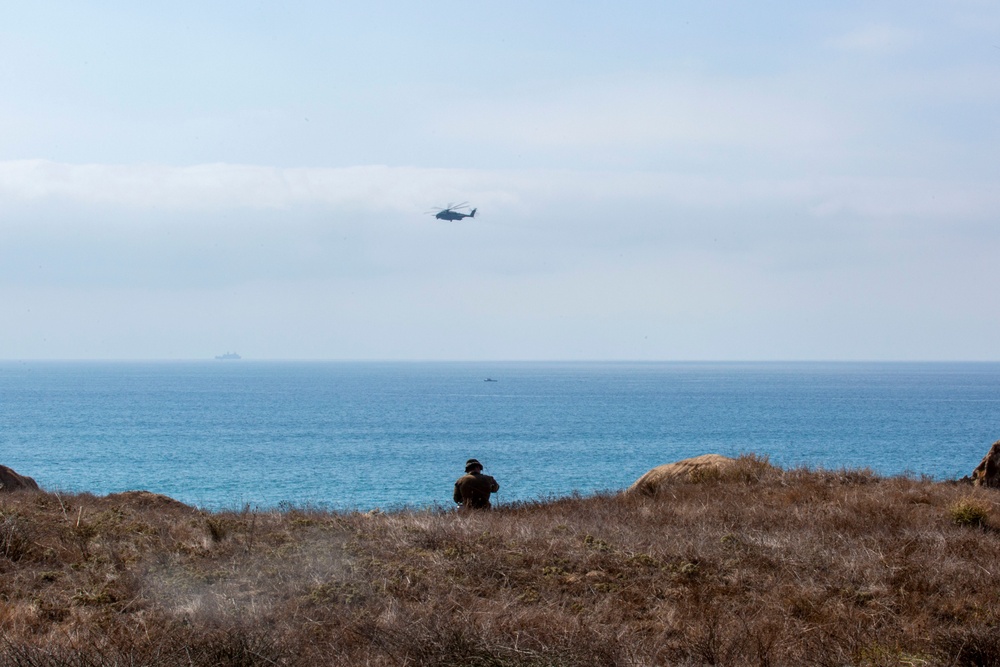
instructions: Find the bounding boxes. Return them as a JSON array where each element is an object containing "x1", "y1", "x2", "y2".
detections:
[{"x1": 1, "y1": 455, "x2": 999, "y2": 666}]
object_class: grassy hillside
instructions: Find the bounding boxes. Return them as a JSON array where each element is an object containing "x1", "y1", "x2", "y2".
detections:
[{"x1": 2, "y1": 456, "x2": 999, "y2": 666}]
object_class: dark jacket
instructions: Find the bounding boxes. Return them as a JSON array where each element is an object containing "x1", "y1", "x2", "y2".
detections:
[{"x1": 453, "y1": 472, "x2": 500, "y2": 509}]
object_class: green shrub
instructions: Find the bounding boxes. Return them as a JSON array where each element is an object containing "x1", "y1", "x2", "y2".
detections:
[{"x1": 950, "y1": 497, "x2": 991, "y2": 527}]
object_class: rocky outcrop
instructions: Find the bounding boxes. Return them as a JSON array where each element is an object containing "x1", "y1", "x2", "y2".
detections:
[
  {"x1": 970, "y1": 440, "x2": 1000, "y2": 488},
  {"x1": 0, "y1": 465, "x2": 40, "y2": 493},
  {"x1": 105, "y1": 490, "x2": 194, "y2": 512},
  {"x1": 627, "y1": 454, "x2": 738, "y2": 496}
]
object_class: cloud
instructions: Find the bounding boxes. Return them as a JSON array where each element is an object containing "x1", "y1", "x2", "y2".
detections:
[
  {"x1": 829, "y1": 24, "x2": 920, "y2": 53},
  {"x1": 431, "y1": 75, "x2": 844, "y2": 162},
  {"x1": 1, "y1": 160, "x2": 998, "y2": 225},
  {"x1": 1, "y1": 158, "x2": 998, "y2": 312},
  {"x1": 0, "y1": 160, "x2": 480, "y2": 213},
  {"x1": 1, "y1": 157, "x2": 998, "y2": 359}
]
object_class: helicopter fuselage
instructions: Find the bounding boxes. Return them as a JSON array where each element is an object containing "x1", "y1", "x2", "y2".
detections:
[{"x1": 435, "y1": 207, "x2": 476, "y2": 221}]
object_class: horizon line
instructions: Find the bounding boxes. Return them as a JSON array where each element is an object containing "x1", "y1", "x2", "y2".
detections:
[{"x1": 2, "y1": 358, "x2": 999, "y2": 364}]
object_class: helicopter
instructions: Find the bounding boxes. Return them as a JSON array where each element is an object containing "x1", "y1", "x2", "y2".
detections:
[{"x1": 428, "y1": 202, "x2": 477, "y2": 221}]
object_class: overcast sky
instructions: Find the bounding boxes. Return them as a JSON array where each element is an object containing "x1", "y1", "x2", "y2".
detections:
[{"x1": 2, "y1": 1, "x2": 999, "y2": 360}]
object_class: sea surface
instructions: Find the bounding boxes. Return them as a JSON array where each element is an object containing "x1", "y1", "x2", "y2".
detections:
[{"x1": 0, "y1": 361, "x2": 997, "y2": 510}]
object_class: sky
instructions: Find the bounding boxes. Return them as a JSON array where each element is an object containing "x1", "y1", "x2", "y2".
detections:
[{"x1": 2, "y1": 1, "x2": 999, "y2": 360}]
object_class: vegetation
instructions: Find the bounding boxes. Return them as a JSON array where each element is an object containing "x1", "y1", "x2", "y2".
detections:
[{"x1": 2, "y1": 456, "x2": 1000, "y2": 666}]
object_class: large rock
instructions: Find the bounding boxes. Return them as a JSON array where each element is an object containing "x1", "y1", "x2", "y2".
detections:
[
  {"x1": 970, "y1": 440, "x2": 1000, "y2": 488},
  {"x1": 106, "y1": 490, "x2": 193, "y2": 512},
  {"x1": 0, "y1": 465, "x2": 40, "y2": 493},
  {"x1": 627, "y1": 454, "x2": 738, "y2": 496}
]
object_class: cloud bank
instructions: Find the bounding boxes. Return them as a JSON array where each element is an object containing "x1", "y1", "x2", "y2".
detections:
[{"x1": 3, "y1": 160, "x2": 998, "y2": 223}]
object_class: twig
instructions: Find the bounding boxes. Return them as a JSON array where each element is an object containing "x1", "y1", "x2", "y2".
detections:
[{"x1": 54, "y1": 491, "x2": 69, "y2": 522}]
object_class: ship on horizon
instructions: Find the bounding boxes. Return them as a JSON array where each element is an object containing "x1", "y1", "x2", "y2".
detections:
[{"x1": 214, "y1": 352, "x2": 241, "y2": 360}]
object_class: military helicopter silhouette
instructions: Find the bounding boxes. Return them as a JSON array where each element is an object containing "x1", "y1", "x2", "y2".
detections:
[{"x1": 428, "y1": 202, "x2": 477, "y2": 221}]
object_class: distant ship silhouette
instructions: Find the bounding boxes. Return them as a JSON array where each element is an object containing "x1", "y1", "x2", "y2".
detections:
[{"x1": 215, "y1": 352, "x2": 241, "y2": 360}]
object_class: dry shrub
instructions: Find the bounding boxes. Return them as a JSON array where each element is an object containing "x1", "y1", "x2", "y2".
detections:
[
  {"x1": 1, "y1": 622, "x2": 294, "y2": 667},
  {"x1": 933, "y1": 623, "x2": 1000, "y2": 667},
  {"x1": 0, "y1": 512, "x2": 34, "y2": 562},
  {"x1": 721, "y1": 453, "x2": 778, "y2": 484},
  {"x1": 4, "y1": 463, "x2": 1000, "y2": 666},
  {"x1": 371, "y1": 613, "x2": 620, "y2": 667},
  {"x1": 688, "y1": 464, "x2": 724, "y2": 484}
]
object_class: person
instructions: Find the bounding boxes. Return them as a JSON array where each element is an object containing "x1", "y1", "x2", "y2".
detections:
[{"x1": 453, "y1": 458, "x2": 500, "y2": 510}]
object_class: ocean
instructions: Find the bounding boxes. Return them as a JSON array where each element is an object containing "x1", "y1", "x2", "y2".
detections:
[{"x1": 0, "y1": 361, "x2": 997, "y2": 510}]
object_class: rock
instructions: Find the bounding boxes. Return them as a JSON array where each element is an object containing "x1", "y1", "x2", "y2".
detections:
[
  {"x1": 0, "y1": 465, "x2": 40, "y2": 493},
  {"x1": 626, "y1": 454, "x2": 738, "y2": 496},
  {"x1": 106, "y1": 490, "x2": 193, "y2": 512},
  {"x1": 970, "y1": 440, "x2": 1000, "y2": 488}
]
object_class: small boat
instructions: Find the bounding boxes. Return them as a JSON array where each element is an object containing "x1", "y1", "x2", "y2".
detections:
[
  {"x1": 215, "y1": 352, "x2": 242, "y2": 360},
  {"x1": 484, "y1": 378, "x2": 497, "y2": 382}
]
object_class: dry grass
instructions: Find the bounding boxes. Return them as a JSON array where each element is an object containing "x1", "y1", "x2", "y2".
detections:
[{"x1": 2, "y1": 456, "x2": 1000, "y2": 666}]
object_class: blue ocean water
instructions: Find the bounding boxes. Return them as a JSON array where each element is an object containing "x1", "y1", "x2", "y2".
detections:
[{"x1": 0, "y1": 361, "x2": 997, "y2": 510}]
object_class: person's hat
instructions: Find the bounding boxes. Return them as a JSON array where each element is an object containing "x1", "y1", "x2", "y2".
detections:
[{"x1": 465, "y1": 458, "x2": 483, "y2": 472}]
